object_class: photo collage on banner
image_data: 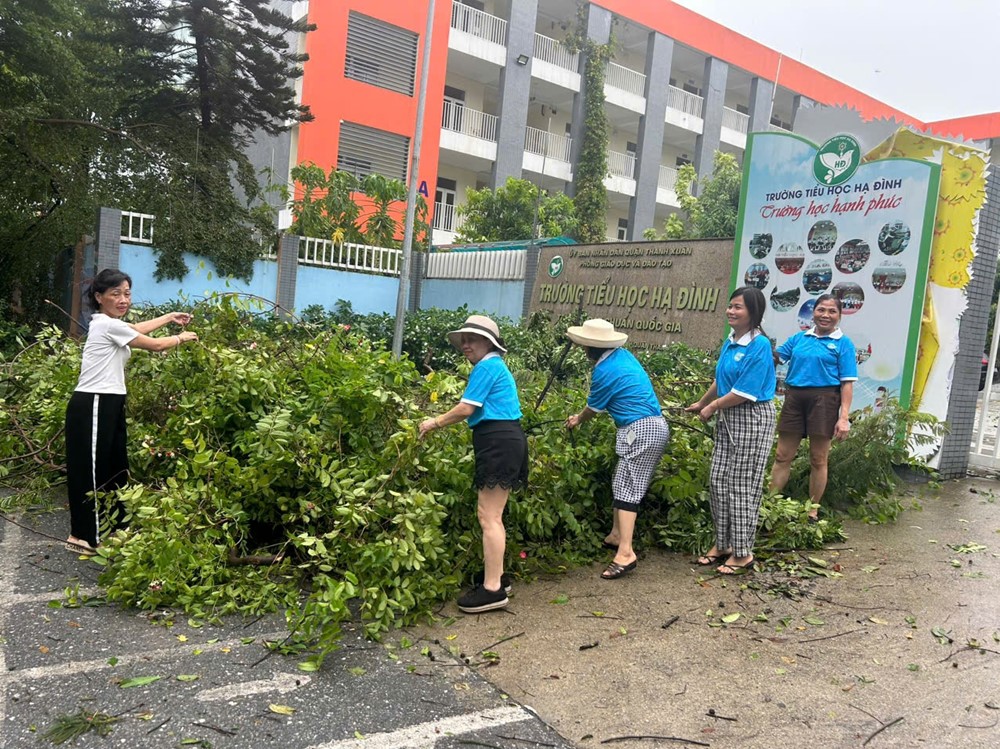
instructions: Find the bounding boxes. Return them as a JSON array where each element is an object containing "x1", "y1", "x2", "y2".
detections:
[{"x1": 733, "y1": 132, "x2": 941, "y2": 410}]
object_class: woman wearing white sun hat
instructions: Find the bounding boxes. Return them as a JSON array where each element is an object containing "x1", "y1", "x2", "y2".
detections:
[
  {"x1": 419, "y1": 315, "x2": 528, "y2": 614},
  {"x1": 565, "y1": 319, "x2": 668, "y2": 580}
]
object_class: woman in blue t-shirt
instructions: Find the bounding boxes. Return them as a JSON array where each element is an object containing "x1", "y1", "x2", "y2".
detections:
[
  {"x1": 565, "y1": 319, "x2": 668, "y2": 580},
  {"x1": 66, "y1": 269, "x2": 198, "y2": 556},
  {"x1": 686, "y1": 287, "x2": 776, "y2": 574},
  {"x1": 770, "y1": 294, "x2": 857, "y2": 522},
  {"x1": 419, "y1": 315, "x2": 528, "y2": 614}
]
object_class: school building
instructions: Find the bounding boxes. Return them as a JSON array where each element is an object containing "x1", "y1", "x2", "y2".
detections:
[{"x1": 253, "y1": 0, "x2": 1000, "y2": 246}]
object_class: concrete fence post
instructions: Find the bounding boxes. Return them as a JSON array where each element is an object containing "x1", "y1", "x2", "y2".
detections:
[
  {"x1": 275, "y1": 233, "x2": 300, "y2": 318},
  {"x1": 521, "y1": 244, "x2": 541, "y2": 321}
]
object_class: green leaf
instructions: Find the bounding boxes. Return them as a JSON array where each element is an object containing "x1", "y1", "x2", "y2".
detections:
[
  {"x1": 176, "y1": 674, "x2": 200, "y2": 682},
  {"x1": 119, "y1": 675, "x2": 161, "y2": 689},
  {"x1": 297, "y1": 661, "x2": 320, "y2": 672},
  {"x1": 721, "y1": 613, "x2": 741, "y2": 624},
  {"x1": 803, "y1": 616, "x2": 825, "y2": 626},
  {"x1": 550, "y1": 594, "x2": 569, "y2": 605},
  {"x1": 269, "y1": 704, "x2": 296, "y2": 715}
]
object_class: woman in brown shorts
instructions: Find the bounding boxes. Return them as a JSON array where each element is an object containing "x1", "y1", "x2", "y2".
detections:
[{"x1": 769, "y1": 294, "x2": 857, "y2": 522}]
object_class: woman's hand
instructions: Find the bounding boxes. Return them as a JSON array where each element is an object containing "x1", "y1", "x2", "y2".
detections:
[
  {"x1": 418, "y1": 417, "x2": 439, "y2": 439},
  {"x1": 696, "y1": 400, "x2": 718, "y2": 423},
  {"x1": 178, "y1": 331, "x2": 199, "y2": 344},
  {"x1": 170, "y1": 312, "x2": 193, "y2": 326},
  {"x1": 834, "y1": 416, "x2": 850, "y2": 440},
  {"x1": 565, "y1": 413, "x2": 582, "y2": 430}
]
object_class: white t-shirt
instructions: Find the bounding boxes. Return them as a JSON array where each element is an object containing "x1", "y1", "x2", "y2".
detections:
[{"x1": 75, "y1": 313, "x2": 140, "y2": 394}]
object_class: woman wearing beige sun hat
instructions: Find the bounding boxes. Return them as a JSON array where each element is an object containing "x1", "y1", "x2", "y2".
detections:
[
  {"x1": 418, "y1": 315, "x2": 527, "y2": 614},
  {"x1": 565, "y1": 319, "x2": 668, "y2": 580}
]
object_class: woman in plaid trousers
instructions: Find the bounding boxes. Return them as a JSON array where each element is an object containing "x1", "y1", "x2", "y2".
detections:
[
  {"x1": 565, "y1": 319, "x2": 669, "y2": 580},
  {"x1": 686, "y1": 287, "x2": 776, "y2": 574}
]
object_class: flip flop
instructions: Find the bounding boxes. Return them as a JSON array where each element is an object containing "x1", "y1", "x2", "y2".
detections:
[
  {"x1": 717, "y1": 559, "x2": 755, "y2": 575},
  {"x1": 696, "y1": 551, "x2": 730, "y2": 566},
  {"x1": 65, "y1": 541, "x2": 97, "y2": 557},
  {"x1": 601, "y1": 559, "x2": 637, "y2": 580}
]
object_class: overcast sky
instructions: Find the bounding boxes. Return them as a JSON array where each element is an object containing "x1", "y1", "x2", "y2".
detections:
[{"x1": 671, "y1": 0, "x2": 1000, "y2": 123}]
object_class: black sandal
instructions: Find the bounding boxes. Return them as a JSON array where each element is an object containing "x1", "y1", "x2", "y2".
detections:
[
  {"x1": 718, "y1": 558, "x2": 755, "y2": 575},
  {"x1": 696, "y1": 550, "x2": 730, "y2": 566},
  {"x1": 601, "y1": 560, "x2": 637, "y2": 580}
]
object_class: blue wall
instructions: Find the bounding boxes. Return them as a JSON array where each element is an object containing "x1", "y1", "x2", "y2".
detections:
[
  {"x1": 121, "y1": 244, "x2": 278, "y2": 307},
  {"x1": 421, "y1": 279, "x2": 525, "y2": 320},
  {"x1": 296, "y1": 265, "x2": 399, "y2": 315},
  {"x1": 119, "y1": 244, "x2": 521, "y2": 319}
]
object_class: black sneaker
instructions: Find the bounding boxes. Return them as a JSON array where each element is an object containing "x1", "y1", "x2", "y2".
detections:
[
  {"x1": 457, "y1": 584, "x2": 509, "y2": 613},
  {"x1": 472, "y1": 571, "x2": 513, "y2": 594}
]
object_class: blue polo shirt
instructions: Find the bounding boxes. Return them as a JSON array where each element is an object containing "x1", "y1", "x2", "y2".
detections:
[
  {"x1": 461, "y1": 352, "x2": 522, "y2": 427},
  {"x1": 587, "y1": 348, "x2": 662, "y2": 427},
  {"x1": 716, "y1": 331, "x2": 776, "y2": 402},
  {"x1": 778, "y1": 327, "x2": 858, "y2": 388}
]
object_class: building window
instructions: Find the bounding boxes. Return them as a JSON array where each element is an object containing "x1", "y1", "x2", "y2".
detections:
[
  {"x1": 337, "y1": 122, "x2": 410, "y2": 182},
  {"x1": 345, "y1": 12, "x2": 418, "y2": 96},
  {"x1": 434, "y1": 178, "x2": 458, "y2": 232},
  {"x1": 617, "y1": 218, "x2": 629, "y2": 241},
  {"x1": 676, "y1": 155, "x2": 692, "y2": 167}
]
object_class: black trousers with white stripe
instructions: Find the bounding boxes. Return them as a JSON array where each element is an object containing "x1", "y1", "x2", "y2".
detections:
[{"x1": 65, "y1": 391, "x2": 129, "y2": 547}]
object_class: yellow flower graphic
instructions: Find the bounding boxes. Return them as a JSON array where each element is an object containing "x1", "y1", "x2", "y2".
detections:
[{"x1": 933, "y1": 216, "x2": 950, "y2": 236}]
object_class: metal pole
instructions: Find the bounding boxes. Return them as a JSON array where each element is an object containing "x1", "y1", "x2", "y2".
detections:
[
  {"x1": 392, "y1": 0, "x2": 436, "y2": 358},
  {"x1": 768, "y1": 53, "x2": 783, "y2": 127}
]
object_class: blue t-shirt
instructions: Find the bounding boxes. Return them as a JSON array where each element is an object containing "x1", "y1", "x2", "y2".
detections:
[
  {"x1": 716, "y1": 331, "x2": 776, "y2": 402},
  {"x1": 587, "y1": 348, "x2": 661, "y2": 428},
  {"x1": 461, "y1": 353, "x2": 522, "y2": 427},
  {"x1": 778, "y1": 328, "x2": 858, "y2": 388}
]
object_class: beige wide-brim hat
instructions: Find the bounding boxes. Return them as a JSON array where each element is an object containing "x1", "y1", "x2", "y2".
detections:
[
  {"x1": 566, "y1": 318, "x2": 628, "y2": 348},
  {"x1": 447, "y1": 314, "x2": 507, "y2": 353}
]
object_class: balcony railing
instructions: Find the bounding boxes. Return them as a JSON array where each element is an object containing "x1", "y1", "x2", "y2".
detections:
[
  {"x1": 433, "y1": 201, "x2": 457, "y2": 232},
  {"x1": 524, "y1": 126, "x2": 572, "y2": 162},
  {"x1": 722, "y1": 106, "x2": 749, "y2": 133},
  {"x1": 658, "y1": 165, "x2": 678, "y2": 191},
  {"x1": 441, "y1": 100, "x2": 498, "y2": 142},
  {"x1": 121, "y1": 211, "x2": 155, "y2": 244},
  {"x1": 605, "y1": 61, "x2": 646, "y2": 98},
  {"x1": 667, "y1": 85, "x2": 704, "y2": 117},
  {"x1": 299, "y1": 238, "x2": 400, "y2": 276},
  {"x1": 533, "y1": 32, "x2": 579, "y2": 71},
  {"x1": 607, "y1": 150, "x2": 636, "y2": 180},
  {"x1": 450, "y1": 3, "x2": 506, "y2": 46}
]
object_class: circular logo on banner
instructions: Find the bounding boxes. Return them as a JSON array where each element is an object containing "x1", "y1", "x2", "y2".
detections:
[
  {"x1": 548, "y1": 255, "x2": 564, "y2": 278},
  {"x1": 813, "y1": 134, "x2": 860, "y2": 186}
]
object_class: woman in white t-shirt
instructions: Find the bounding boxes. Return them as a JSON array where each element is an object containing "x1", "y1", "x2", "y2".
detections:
[{"x1": 65, "y1": 269, "x2": 198, "y2": 555}]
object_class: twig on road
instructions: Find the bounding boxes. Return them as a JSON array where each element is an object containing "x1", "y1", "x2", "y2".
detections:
[{"x1": 863, "y1": 716, "x2": 903, "y2": 746}]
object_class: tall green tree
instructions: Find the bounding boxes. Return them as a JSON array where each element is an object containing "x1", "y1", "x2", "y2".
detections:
[
  {"x1": 455, "y1": 177, "x2": 577, "y2": 243},
  {"x1": 0, "y1": 0, "x2": 314, "y2": 318},
  {"x1": 645, "y1": 151, "x2": 743, "y2": 240}
]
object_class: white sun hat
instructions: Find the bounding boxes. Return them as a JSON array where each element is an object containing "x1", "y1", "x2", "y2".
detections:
[
  {"x1": 566, "y1": 318, "x2": 628, "y2": 348},
  {"x1": 447, "y1": 314, "x2": 507, "y2": 353}
]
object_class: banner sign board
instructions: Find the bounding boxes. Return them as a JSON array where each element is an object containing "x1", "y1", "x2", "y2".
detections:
[
  {"x1": 529, "y1": 239, "x2": 734, "y2": 350},
  {"x1": 734, "y1": 131, "x2": 940, "y2": 409}
]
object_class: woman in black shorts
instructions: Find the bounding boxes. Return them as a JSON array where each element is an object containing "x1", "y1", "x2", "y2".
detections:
[
  {"x1": 419, "y1": 315, "x2": 528, "y2": 613},
  {"x1": 770, "y1": 294, "x2": 857, "y2": 521}
]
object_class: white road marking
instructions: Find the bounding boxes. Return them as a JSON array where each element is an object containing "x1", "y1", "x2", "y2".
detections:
[
  {"x1": 309, "y1": 705, "x2": 531, "y2": 749},
  {"x1": 196, "y1": 671, "x2": 311, "y2": 701},
  {"x1": 1, "y1": 629, "x2": 288, "y2": 684}
]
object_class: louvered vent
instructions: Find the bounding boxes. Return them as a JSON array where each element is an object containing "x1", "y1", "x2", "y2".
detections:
[
  {"x1": 345, "y1": 12, "x2": 418, "y2": 96},
  {"x1": 337, "y1": 122, "x2": 410, "y2": 182}
]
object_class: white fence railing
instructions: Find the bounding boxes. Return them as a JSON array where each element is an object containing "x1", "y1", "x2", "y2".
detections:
[
  {"x1": 722, "y1": 106, "x2": 750, "y2": 133},
  {"x1": 607, "y1": 150, "x2": 636, "y2": 180},
  {"x1": 605, "y1": 61, "x2": 646, "y2": 97},
  {"x1": 441, "y1": 100, "x2": 498, "y2": 142},
  {"x1": 121, "y1": 211, "x2": 155, "y2": 244},
  {"x1": 426, "y1": 250, "x2": 525, "y2": 280},
  {"x1": 299, "y1": 238, "x2": 401, "y2": 276},
  {"x1": 533, "y1": 33, "x2": 578, "y2": 71},
  {"x1": 524, "y1": 126, "x2": 572, "y2": 162},
  {"x1": 667, "y1": 85, "x2": 704, "y2": 117},
  {"x1": 658, "y1": 165, "x2": 678, "y2": 191},
  {"x1": 433, "y1": 202, "x2": 457, "y2": 232},
  {"x1": 450, "y1": 3, "x2": 506, "y2": 47}
]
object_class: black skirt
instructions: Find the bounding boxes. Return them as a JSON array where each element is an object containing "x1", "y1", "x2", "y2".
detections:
[{"x1": 471, "y1": 420, "x2": 528, "y2": 491}]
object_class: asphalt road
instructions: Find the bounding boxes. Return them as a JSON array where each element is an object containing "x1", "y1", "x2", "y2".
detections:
[{"x1": 0, "y1": 506, "x2": 572, "y2": 749}]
